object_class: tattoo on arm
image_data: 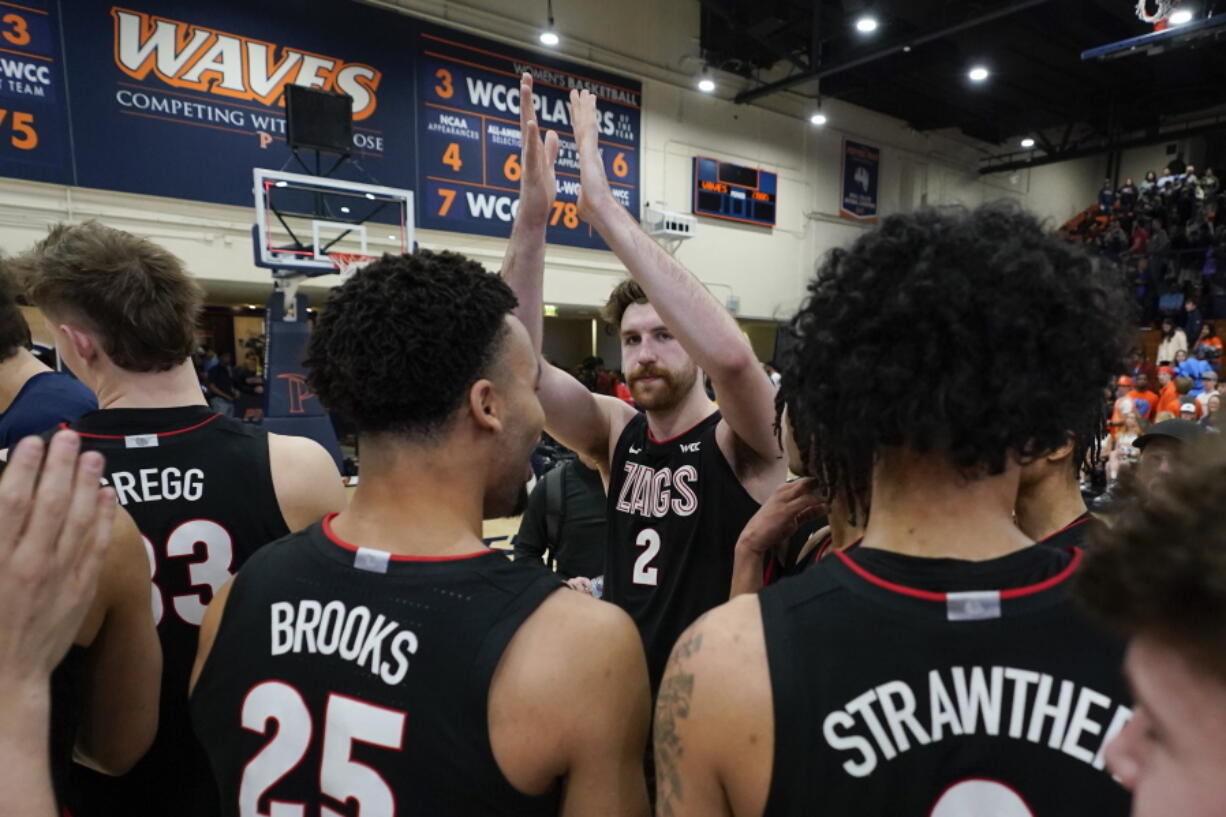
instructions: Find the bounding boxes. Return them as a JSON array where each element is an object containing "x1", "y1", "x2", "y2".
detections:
[{"x1": 654, "y1": 629, "x2": 704, "y2": 817}]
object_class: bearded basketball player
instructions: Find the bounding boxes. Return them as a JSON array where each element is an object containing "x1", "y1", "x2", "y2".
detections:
[
  {"x1": 654, "y1": 203, "x2": 1135, "y2": 817},
  {"x1": 503, "y1": 73, "x2": 786, "y2": 693},
  {"x1": 14, "y1": 222, "x2": 346, "y2": 817},
  {"x1": 189, "y1": 251, "x2": 650, "y2": 816}
]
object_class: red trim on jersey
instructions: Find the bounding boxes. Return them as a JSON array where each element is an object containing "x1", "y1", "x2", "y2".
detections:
[
  {"x1": 63, "y1": 412, "x2": 222, "y2": 439},
  {"x1": 833, "y1": 546, "x2": 1083, "y2": 602},
  {"x1": 1039, "y1": 512, "x2": 1093, "y2": 543},
  {"x1": 762, "y1": 557, "x2": 777, "y2": 587},
  {"x1": 321, "y1": 513, "x2": 490, "y2": 562},
  {"x1": 645, "y1": 411, "x2": 718, "y2": 445}
]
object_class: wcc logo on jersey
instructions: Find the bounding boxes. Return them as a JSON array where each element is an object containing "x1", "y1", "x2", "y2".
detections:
[{"x1": 110, "y1": 7, "x2": 383, "y2": 119}]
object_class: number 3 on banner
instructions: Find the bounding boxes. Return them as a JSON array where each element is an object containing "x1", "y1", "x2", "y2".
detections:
[
  {"x1": 1, "y1": 13, "x2": 29, "y2": 46},
  {"x1": 433, "y1": 68, "x2": 453, "y2": 99},
  {"x1": 240, "y1": 683, "x2": 406, "y2": 817},
  {"x1": 633, "y1": 528, "x2": 660, "y2": 586}
]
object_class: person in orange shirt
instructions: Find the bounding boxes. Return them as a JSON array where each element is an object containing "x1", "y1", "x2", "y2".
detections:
[
  {"x1": 1110, "y1": 375, "x2": 1135, "y2": 438},
  {"x1": 1155, "y1": 366, "x2": 1179, "y2": 415},
  {"x1": 1127, "y1": 372, "x2": 1160, "y2": 422}
]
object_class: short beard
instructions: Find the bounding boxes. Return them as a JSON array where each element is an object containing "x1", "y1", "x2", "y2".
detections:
[{"x1": 630, "y1": 361, "x2": 698, "y2": 412}]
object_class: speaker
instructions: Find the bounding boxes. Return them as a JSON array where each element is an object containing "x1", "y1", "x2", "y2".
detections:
[{"x1": 285, "y1": 85, "x2": 353, "y2": 154}]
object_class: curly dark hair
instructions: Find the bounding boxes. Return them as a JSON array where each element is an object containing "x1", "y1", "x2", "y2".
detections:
[
  {"x1": 304, "y1": 250, "x2": 517, "y2": 438},
  {"x1": 1076, "y1": 435, "x2": 1226, "y2": 679},
  {"x1": 601, "y1": 278, "x2": 647, "y2": 328},
  {"x1": 779, "y1": 201, "x2": 1131, "y2": 516},
  {"x1": 0, "y1": 263, "x2": 31, "y2": 361}
]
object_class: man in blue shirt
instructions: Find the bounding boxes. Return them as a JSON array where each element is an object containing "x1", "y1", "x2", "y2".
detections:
[{"x1": 0, "y1": 269, "x2": 96, "y2": 448}]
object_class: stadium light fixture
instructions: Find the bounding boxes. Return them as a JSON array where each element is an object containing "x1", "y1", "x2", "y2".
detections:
[
  {"x1": 855, "y1": 15, "x2": 879, "y2": 33},
  {"x1": 539, "y1": 0, "x2": 560, "y2": 46},
  {"x1": 1169, "y1": 8, "x2": 1194, "y2": 24},
  {"x1": 968, "y1": 65, "x2": 990, "y2": 82},
  {"x1": 1020, "y1": 137, "x2": 1036, "y2": 148}
]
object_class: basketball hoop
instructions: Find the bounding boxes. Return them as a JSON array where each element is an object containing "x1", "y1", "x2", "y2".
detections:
[{"x1": 327, "y1": 252, "x2": 379, "y2": 280}]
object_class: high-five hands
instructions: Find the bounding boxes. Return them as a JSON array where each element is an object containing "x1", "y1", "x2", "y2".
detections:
[
  {"x1": 516, "y1": 72, "x2": 560, "y2": 230},
  {"x1": 567, "y1": 88, "x2": 616, "y2": 226}
]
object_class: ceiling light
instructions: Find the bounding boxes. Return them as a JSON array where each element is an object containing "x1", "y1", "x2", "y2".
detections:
[
  {"x1": 365, "y1": 192, "x2": 375, "y2": 200},
  {"x1": 1020, "y1": 137, "x2": 1035, "y2": 148},
  {"x1": 697, "y1": 76, "x2": 716, "y2": 93},
  {"x1": 810, "y1": 112, "x2": 828, "y2": 126},
  {"x1": 968, "y1": 65, "x2": 990, "y2": 82},
  {"x1": 1168, "y1": 8, "x2": 1193, "y2": 24},
  {"x1": 274, "y1": 181, "x2": 287, "y2": 187},
  {"x1": 340, "y1": 206, "x2": 350, "y2": 213},
  {"x1": 855, "y1": 15, "x2": 879, "y2": 33},
  {"x1": 539, "y1": 29, "x2": 560, "y2": 46}
]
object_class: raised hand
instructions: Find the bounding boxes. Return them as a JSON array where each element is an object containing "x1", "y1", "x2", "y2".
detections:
[
  {"x1": 516, "y1": 72, "x2": 560, "y2": 230},
  {"x1": 735, "y1": 478, "x2": 825, "y2": 557},
  {"x1": 567, "y1": 88, "x2": 615, "y2": 225},
  {"x1": 0, "y1": 431, "x2": 115, "y2": 685}
]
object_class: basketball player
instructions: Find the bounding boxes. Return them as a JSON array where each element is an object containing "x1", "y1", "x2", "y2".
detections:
[
  {"x1": 14, "y1": 222, "x2": 346, "y2": 817},
  {"x1": 503, "y1": 73, "x2": 786, "y2": 690},
  {"x1": 1077, "y1": 435, "x2": 1226, "y2": 817},
  {"x1": 0, "y1": 431, "x2": 117, "y2": 817},
  {"x1": 1016, "y1": 432, "x2": 1101, "y2": 549},
  {"x1": 654, "y1": 203, "x2": 1134, "y2": 816},
  {"x1": 189, "y1": 251, "x2": 650, "y2": 816}
]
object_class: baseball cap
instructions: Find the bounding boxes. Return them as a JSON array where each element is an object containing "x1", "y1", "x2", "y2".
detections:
[
  {"x1": 1117, "y1": 375, "x2": 1134, "y2": 386},
  {"x1": 1159, "y1": 366, "x2": 1174, "y2": 375},
  {"x1": 1181, "y1": 402, "x2": 1197, "y2": 414},
  {"x1": 1135, "y1": 418, "x2": 1207, "y2": 450}
]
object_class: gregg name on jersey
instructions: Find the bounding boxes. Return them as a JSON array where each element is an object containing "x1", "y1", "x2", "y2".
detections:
[{"x1": 102, "y1": 466, "x2": 205, "y2": 506}]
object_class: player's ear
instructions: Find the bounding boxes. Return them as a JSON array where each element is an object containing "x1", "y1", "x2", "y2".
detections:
[
  {"x1": 60, "y1": 322, "x2": 99, "y2": 364},
  {"x1": 1046, "y1": 436, "x2": 1076, "y2": 463},
  {"x1": 467, "y1": 378, "x2": 504, "y2": 435}
]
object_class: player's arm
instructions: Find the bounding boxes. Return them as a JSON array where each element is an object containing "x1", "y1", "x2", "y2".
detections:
[
  {"x1": 491, "y1": 591, "x2": 650, "y2": 817},
  {"x1": 268, "y1": 433, "x2": 347, "y2": 532},
  {"x1": 730, "y1": 479, "x2": 824, "y2": 598},
  {"x1": 569, "y1": 89, "x2": 782, "y2": 468},
  {"x1": 188, "y1": 577, "x2": 234, "y2": 696},
  {"x1": 655, "y1": 596, "x2": 774, "y2": 817},
  {"x1": 501, "y1": 73, "x2": 635, "y2": 467},
  {"x1": 74, "y1": 508, "x2": 161, "y2": 775}
]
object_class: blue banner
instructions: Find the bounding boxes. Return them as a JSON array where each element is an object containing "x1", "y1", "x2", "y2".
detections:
[
  {"x1": 841, "y1": 138, "x2": 879, "y2": 222},
  {"x1": 12, "y1": 1, "x2": 641, "y2": 251}
]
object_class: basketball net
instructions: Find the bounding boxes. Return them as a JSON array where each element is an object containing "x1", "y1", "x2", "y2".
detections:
[
  {"x1": 1135, "y1": 0, "x2": 1176, "y2": 25},
  {"x1": 327, "y1": 252, "x2": 378, "y2": 280}
]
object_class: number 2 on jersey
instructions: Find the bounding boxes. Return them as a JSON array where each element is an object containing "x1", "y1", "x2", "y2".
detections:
[
  {"x1": 633, "y1": 528, "x2": 660, "y2": 586},
  {"x1": 241, "y1": 682, "x2": 406, "y2": 817}
]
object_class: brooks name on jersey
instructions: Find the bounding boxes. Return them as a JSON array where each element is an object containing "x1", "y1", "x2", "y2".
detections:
[{"x1": 270, "y1": 599, "x2": 419, "y2": 686}]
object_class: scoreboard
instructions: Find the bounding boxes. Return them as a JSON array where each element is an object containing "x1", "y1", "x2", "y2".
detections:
[{"x1": 692, "y1": 156, "x2": 777, "y2": 227}]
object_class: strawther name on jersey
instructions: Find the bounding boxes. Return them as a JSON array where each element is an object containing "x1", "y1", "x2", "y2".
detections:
[
  {"x1": 824, "y1": 664, "x2": 1131, "y2": 779},
  {"x1": 270, "y1": 599, "x2": 419, "y2": 686}
]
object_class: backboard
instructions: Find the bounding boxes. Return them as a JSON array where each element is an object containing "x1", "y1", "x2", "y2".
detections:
[{"x1": 252, "y1": 168, "x2": 414, "y2": 278}]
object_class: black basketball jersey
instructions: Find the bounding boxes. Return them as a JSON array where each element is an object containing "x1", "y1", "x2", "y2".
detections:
[
  {"x1": 64, "y1": 406, "x2": 291, "y2": 817},
  {"x1": 1040, "y1": 511, "x2": 1102, "y2": 551},
  {"x1": 606, "y1": 411, "x2": 760, "y2": 689},
  {"x1": 190, "y1": 516, "x2": 564, "y2": 817},
  {"x1": 759, "y1": 545, "x2": 1132, "y2": 816}
]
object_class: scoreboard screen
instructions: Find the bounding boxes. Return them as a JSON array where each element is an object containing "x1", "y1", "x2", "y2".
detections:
[{"x1": 692, "y1": 156, "x2": 777, "y2": 227}]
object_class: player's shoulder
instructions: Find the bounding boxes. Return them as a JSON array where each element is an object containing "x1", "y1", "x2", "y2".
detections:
[
  {"x1": 534, "y1": 589, "x2": 639, "y2": 651},
  {"x1": 510, "y1": 590, "x2": 643, "y2": 692}
]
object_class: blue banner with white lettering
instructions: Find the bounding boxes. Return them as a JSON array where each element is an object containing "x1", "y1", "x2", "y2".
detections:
[
  {"x1": 9, "y1": 1, "x2": 640, "y2": 251},
  {"x1": 840, "y1": 138, "x2": 879, "y2": 223}
]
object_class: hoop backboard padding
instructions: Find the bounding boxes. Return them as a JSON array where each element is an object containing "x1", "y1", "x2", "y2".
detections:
[
  {"x1": 1082, "y1": 13, "x2": 1226, "y2": 60},
  {"x1": 253, "y1": 168, "x2": 414, "y2": 276},
  {"x1": 285, "y1": 85, "x2": 353, "y2": 154}
]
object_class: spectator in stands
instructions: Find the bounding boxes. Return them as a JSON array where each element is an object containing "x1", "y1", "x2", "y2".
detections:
[
  {"x1": 1128, "y1": 372, "x2": 1159, "y2": 421},
  {"x1": 1158, "y1": 167, "x2": 1175, "y2": 190},
  {"x1": 1196, "y1": 370, "x2": 1219, "y2": 413},
  {"x1": 1108, "y1": 410, "x2": 1145, "y2": 482},
  {"x1": 1199, "y1": 167, "x2": 1219, "y2": 213},
  {"x1": 1157, "y1": 315, "x2": 1188, "y2": 364},
  {"x1": 1194, "y1": 322, "x2": 1222, "y2": 372},
  {"x1": 1129, "y1": 218, "x2": 1149, "y2": 255},
  {"x1": 612, "y1": 371, "x2": 634, "y2": 405},
  {"x1": 1178, "y1": 348, "x2": 1213, "y2": 393},
  {"x1": 1118, "y1": 177, "x2": 1139, "y2": 212},
  {"x1": 1156, "y1": 366, "x2": 1179, "y2": 416},
  {"x1": 1139, "y1": 170, "x2": 1158, "y2": 193},
  {"x1": 1172, "y1": 376, "x2": 1199, "y2": 418},
  {"x1": 1183, "y1": 297, "x2": 1204, "y2": 348},
  {"x1": 0, "y1": 268, "x2": 97, "y2": 449},
  {"x1": 206, "y1": 350, "x2": 237, "y2": 417},
  {"x1": 1180, "y1": 402, "x2": 1199, "y2": 421},
  {"x1": 1099, "y1": 178, "x2": 1117, "y2": 212},
  {"x1": 1202, "y1": 393, "x2": 1221, "y2": 430},
  {"x1": 512, "y1": 452, "x2": 606, "y2": 581}
]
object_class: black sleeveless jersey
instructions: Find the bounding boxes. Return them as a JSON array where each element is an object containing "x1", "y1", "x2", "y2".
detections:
[
  {"x1": 606, "y1": 411, "x2": 760, "y2": 689},
  {"x1": 759, "y1": 545, "x2": 1132, "y2": 817},
  {"x1": 1040, "y1": 512, "x2": 1102, "y2": 551},
  {"x1": 64, "y1": 406, "x2": 291, "y2": 817},
  {"x1": 190, "y1": 516, "x2": 564, "y2": 817}
]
